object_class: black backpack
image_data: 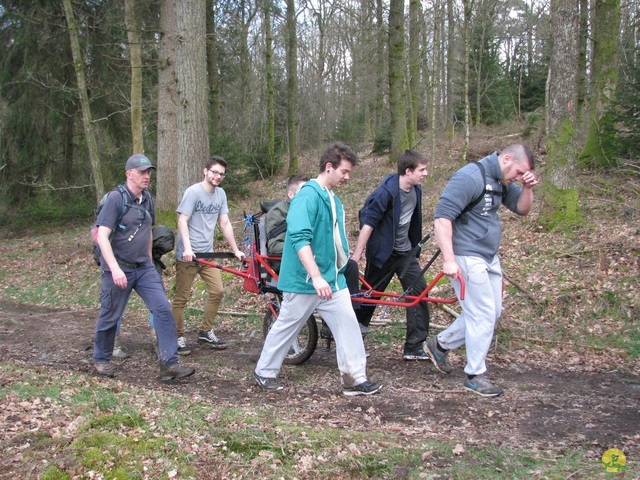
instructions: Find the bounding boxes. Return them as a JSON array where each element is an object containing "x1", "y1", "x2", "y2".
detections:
[
  {"x1": 91, "y1": 185, "x2": 154, "y2": 266},
  {"x1": 457, "y1": 162, "x2": 507, "y2": 224},
  {"x1": 152, "y1": 225, "x2": 175, "y2": 273}
]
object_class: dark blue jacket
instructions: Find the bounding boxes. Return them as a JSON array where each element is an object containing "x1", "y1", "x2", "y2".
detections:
[{"x1": 358, "y1": 173, "x2": 423, "y2": 269}]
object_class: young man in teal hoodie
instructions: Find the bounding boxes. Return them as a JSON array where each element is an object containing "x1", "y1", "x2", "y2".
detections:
[{"x1": 254, "y1": 142, "x2": 381, "y2": 396}]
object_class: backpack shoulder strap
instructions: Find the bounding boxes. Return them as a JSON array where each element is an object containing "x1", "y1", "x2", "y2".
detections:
[
  {"x1": 142, "y1": 189, "x2": 155, "y2": 224},
  {"x1": 460, "y1": 162, "x2": 487, "y2": 217},
  {"x1": 115, "y1": 184, "x2": 130, "y2": 225},
  {"x1": 266, "y1": 222, "x2": 287, "y2": 241}
]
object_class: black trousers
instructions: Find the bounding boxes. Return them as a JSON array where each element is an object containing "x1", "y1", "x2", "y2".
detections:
[{"x1": 355, "y1": 250, "x2": 430, "y2": 352}]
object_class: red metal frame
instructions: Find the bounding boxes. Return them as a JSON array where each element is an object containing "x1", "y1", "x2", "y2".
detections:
[{"x1": 195, "y1": 242, "x2": 464, "y2": 311}]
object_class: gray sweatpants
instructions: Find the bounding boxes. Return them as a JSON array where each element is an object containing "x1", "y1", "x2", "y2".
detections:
[
  {"x1": 437, "y1": 255, "x2": 503, "y2": 376},
  {"x1": 256, "y1": 288, "x2": 368, "y2": 388}
]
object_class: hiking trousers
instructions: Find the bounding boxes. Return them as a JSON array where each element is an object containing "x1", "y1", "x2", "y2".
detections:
[
  {"x1": 437, "y1": 255, "x2": 503, "y2": 376},
  {"x1": 256, "y1": 288, "x2": 367, "y2": 388},
  {"x1": 356, "y1": 250, "x2": 430, "y2": 353},
  {"x1": 93, "y1": 266, "x2": 179, "y2": 368},
  {"x1": 172, "y1": 261, "x2": 224, "y2": 336}
]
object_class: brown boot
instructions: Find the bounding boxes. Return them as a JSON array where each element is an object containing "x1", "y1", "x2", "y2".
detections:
[
  {"x1": 94, "y1": 363, "x2": 116, "y2": 378},
  {"x1": 159, "y1": 364, "x2": 195, "y2": 382}
]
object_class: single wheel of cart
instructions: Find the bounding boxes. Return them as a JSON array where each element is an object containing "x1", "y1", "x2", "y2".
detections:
[{"x1": 262, "y1": 293, "x2": 319, "y2": 365}]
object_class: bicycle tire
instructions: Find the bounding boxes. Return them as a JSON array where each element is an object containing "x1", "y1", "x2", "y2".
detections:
[{"x1": 262, "y1": 294, "x2": 319, "y2": 365}]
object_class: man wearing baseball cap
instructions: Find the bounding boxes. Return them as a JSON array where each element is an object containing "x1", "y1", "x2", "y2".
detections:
[{"x1": 92, "y1": 153, "x2": 195, "y2": 381}]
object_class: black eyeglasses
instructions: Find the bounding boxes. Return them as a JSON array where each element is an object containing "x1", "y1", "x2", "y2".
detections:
[{"x1": 208, "y1": 169, "x2": 226, "y2": 177}]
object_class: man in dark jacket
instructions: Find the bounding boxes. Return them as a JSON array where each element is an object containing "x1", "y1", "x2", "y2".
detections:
[{"x1": 351, "y1": 150, "x2": 430, "y2": 360}]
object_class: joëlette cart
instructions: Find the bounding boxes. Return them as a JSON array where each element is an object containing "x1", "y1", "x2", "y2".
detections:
[{"x1": 195, "y1": 203, "x2": 464, "y2": 365}]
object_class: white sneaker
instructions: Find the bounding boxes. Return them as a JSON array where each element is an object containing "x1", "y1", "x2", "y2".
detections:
[
  {"x1": 177, "y1": 336, "x2": 191, "y2": 355},
  {"x1": 112, "y1": 345, "x2": 130, "y2": 360}
]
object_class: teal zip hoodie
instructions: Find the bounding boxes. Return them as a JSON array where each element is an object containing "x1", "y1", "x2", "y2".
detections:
[{"x1": 277, "y1": 179, "x2": 349, "y2": 294}]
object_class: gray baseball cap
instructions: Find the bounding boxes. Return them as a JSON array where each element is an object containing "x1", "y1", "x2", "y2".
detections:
[{"x1": 125, "y1": 154, "x2": 156, "y2": 171}]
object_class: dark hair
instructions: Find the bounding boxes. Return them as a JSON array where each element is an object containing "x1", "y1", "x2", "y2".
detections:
[
  {"x1": 205, "y1": 156, "x2": 227, "y2": 170},
  {"x1": 319, "y1": 142, "x2": 358, "y2": 172},
  {"x1": 502, "y1": 144, "x2": 535, "y2": 170},
  {"x1": 397, "y1": 149, "x2": 428, "y2": 175},
  {"x1": 287, "y1": 174, "x2": 310, "y2": 190}
]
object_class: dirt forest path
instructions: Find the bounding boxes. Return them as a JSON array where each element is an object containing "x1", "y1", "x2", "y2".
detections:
[{"x1": 0, "y1": 298, "x2": 638, "y2": 465}]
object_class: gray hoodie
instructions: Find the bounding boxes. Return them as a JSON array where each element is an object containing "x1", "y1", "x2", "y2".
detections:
[{"x1": 434, "y1": 152, "x2": 524, "y2": 261}]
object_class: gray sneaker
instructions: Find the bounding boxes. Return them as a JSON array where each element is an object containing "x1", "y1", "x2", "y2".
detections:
[
  {"x1": 425, "y1": 337, "x2": 453, "y2": 374},
  {"x1": 254, "y1": 372, "x2": 284, "y2": 391},
  {"x1": 343, "y1": 381, "x2": 382, "y2": 396},
  {"x1": 464, "y1": 374, "x2": 504, "y2": 397},
  {"x1": 177, "y1": 336, "x2": 191, "y2": 355}
]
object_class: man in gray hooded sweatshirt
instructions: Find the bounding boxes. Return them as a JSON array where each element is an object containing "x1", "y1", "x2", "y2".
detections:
[{"x1": 426, "y1": 144, "x2": 538, "y2": 397}]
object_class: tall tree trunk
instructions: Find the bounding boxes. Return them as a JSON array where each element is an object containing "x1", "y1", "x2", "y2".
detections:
[
  {"x1": 124, "y1": 0, "x2": 143, "y2": 153},
  {"x1": 542, "y1": 0, "x2": 582, "y2": 228},
  {"x1": 264, "y1": 0, "x2": 275, "y2": 174},
  {"x1": 474, "y1": 22, "x2": 486, "y2": 126},
  {"x1": 157, "y1": 0, "x2": 179, "y2": 210},
  {"x1": 175, "y1": 0, "x2": 210, "y2": 194},
  {"x1": 408, "y1": 0, "x2": 421, "y2": 147},
  {"x1": 461, "y1": 0, "x2": 472, "y2": 163},
  {"x1": 446, "y1": 0, "x2": 455, "y2": 127},
  {"x1": 388, "y1": 0, "x2": 408, "y2": 161},
  {"x1": 578, "y1": 0, "x2": 621, "y2": 167},
  {"x1": 285, "y1": 0, "x2": 299, "y2": 174},
  {"x1": 207, "y1": 0, "x2": 221, "y2": 134},
  {"x1": 374, "y1": 0, "x2": 385, "y2": 137},
  {"x1": 62, "y1": 0, "x2": 104, "y2": 202},
  {"x1": 576, "y1": 0, "x2": 588, "y2": 118},
  {"x1": 431, "y1": 0, "x2": 441, "y2": 156},
  {"x1": 238, "y1": 0, "x2": 256, "y2": 139}
]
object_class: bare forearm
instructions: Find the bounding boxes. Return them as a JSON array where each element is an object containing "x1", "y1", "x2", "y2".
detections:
[
  {"x1": 434, "y1": 218, "x2": 455, "y2": 262},
  {"x1": 350, "y1": 224, "x2": 373, "y2": 262}
]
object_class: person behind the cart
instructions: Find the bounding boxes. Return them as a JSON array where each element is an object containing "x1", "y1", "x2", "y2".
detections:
[
  {"x1": 92, "y1": 154, "x2": 195, "y2": 382},
  {"x1": 351, "y1": 149, "x2": 431, "y2": 361},
  {"x1": 426, "y1": 144, "x2": 537, "y2": 397},
  {"x1": 171, "y1": 156, "x2": 246, "y2": 355},
  {"x1": 254, "y1": 142, "x2": 382, "y2": 396},
  {"x1": 265, "y1": 173, "x2": 309, "y2": 272}
]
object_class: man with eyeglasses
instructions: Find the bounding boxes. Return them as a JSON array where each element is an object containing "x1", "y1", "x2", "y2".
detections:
[
  {"x1": 93, "y1": 154, "x2": 195, "y2": 381},
  {"x1": 171, "y1": 156, "x2": 245, "y2": 355}
]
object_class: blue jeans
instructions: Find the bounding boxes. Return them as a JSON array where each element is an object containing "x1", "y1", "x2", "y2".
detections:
[{"x1": 93, "y1": 266, "x2": 178, "y2": 368}]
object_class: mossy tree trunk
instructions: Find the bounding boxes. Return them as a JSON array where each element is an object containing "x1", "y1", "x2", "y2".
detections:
[
  {"x1": 578, "y1": 0, "x2": 621, "y2": 168},
  {"x1": 207, "y1": 0, "x2": 221, "y2": 134},
  {"x1": 62, "y1": 0, "x2": 103, "y2": 203},
  {"x1": 461, "y1": 0, "x2": 472, "y2": 164},
  {"x1": 541, "y1": 0, "x2": 582, "y2": 228},
  {"x1": 388, "y1": 0, "x2": 409, "y2": 162},
  {"x1": 124, "y1": 0, "x2": 143, "y2": 154},
  {"x1": 285, "y1": 0, "x2": 299, "y2": 174},
  {"x1": 157, "y1": 0, "x2": 179, "y2": 211},
  {"x1": 263, "y1": 0, "x2": 275, "y2": 175},
  {"x1": 175, "y1": 0, "x2": 210, "y2": 193},
  {"x1": 408, "y1": 0, "x2": 421, "y2": 148}
]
